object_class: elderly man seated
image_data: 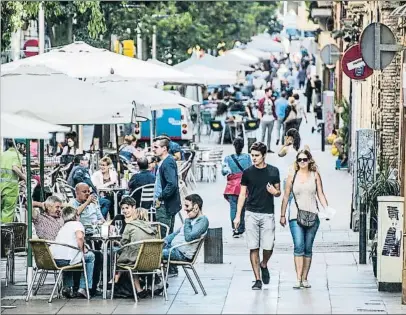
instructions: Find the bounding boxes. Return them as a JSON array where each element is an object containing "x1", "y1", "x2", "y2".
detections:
[
  {"x1": 51, "y1": 206, "x2": 95, "y2": 299},
  {"x1": 163, "y1": 194, "x2": 209, "y2": 270},
  {"x1": 32, "y1": 196, "x2": 64, "y2": 240},
  {"x1": 128, "y1": 157, "x2": 155, "y2": 208}
]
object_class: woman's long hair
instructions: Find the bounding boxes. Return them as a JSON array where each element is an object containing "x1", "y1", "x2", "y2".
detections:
[
  {"x1": 294, "y1": 149, "x2": 318, "y2": 172},
  {"x1": 233, "y1": 138, "x2": 244, "y2": 155},
  {"x1": 286, "y1": 128, "x2": 301, "y2": 151}
]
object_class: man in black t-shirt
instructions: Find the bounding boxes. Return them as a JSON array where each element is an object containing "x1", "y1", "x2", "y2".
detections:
[{"x1": 234, "y1": 142, "x2": 281, "y2": 290}]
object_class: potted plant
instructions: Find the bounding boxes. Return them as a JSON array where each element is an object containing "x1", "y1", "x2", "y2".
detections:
[{"x1": 363, "y1": 158, "x2": 401, "y2": 276}]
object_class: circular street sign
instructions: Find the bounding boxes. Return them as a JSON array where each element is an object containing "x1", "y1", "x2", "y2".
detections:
[
  {"x1": 360, "y1": 22, "x2": 397, "y2": 70},
  {"x1": 341, "y1": 44, "x2": 373, "y2": 80},
  {"x1": 23, "y1": 39, "x2": 39, "y2": 57},
  {"x1": 320, "y1": 44, "x2": 340, "y2": 66}
]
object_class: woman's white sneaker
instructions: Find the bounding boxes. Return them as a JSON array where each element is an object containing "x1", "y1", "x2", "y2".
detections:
[{"x1": 293, "y1": 280, "x2": 302, "y2": 289}]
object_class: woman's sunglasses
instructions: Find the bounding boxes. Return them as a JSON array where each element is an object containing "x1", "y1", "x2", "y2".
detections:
[{"x1": 297, "y1": 158, "x2": 309, "y2": 163}]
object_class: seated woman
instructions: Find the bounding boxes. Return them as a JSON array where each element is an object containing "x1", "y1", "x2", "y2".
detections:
[
  {"x1": 112, "y1": 197, "x2": 159, "y2": 299},
  {"x1": 50, "y1": 206, "x2": 95, "y2": 299},
  {"x1": 119, "y1": 135, "x2": 143, "y2": 162},
  {"x1": 91, "y1": 157, "x2": 118, "y2": 219}
]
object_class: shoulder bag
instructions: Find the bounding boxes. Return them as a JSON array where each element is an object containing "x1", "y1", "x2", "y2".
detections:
[
  {"x1": 291, "y1": 171, "x2": 318, "y2": 228},
  {"x1": 230, "y1": 154, "x2": 244, "y2": 173}
]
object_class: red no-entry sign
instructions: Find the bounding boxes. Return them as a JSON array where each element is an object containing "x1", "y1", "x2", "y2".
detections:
[
  {"x1": 23, "y1": 39, "x2": 39, "y2": 57},
  {"x1": 342, "y1": 44, "x2": 373, "y2": 80}
]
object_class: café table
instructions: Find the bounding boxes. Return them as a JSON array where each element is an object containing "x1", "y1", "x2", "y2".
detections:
[
  {"x1": 86, "y1": 230, "x2": 121, "y2": 300},
  {"x1": 98, "y1": 187, "x2": 127, "y2": 216}
]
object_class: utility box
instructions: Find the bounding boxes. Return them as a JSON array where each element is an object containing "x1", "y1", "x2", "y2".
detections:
[{"x1": 377, "y1": 196, "x2": 404, "y2": 292}]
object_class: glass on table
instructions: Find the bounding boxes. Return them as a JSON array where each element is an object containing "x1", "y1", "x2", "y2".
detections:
[{"x1": 114, "y1": 220, "x2": 123, "y2": 236}]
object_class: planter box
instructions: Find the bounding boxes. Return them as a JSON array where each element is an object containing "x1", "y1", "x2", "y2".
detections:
[{"x1": 377, "y1": 196, "x2": 404, "y2": 292}]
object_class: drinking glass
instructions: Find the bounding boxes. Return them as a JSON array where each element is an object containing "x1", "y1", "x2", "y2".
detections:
[{"x1": 115, "y1": 220, "x2": 123, "y2": 235}]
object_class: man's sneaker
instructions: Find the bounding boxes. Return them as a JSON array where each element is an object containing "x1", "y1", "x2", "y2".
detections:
[
  {"x1": 301, "y1": 280, "x2": 311, "y2": 288},
  {"x1": 252, "y1": 280, "x2": 262, "y2": 290},
  {"x1": 168, "y1": 266, "x2": 178, "y2": 278},
  {"x1": 232, "y1": 231, "x2": 240, "y2": 238},
  {"x1": 260, "y1": 265, "x2": 270, "y2": 285}
]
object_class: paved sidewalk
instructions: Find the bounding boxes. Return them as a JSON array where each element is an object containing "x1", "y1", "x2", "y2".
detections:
[{"x1": 2, "y1": 122, "x2": 406, "y2": 314}]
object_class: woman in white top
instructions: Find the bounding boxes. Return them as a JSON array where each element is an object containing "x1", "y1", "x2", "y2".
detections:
[
  {"x1": 279, "y1": 150, "x2": 329, "y2": 290},
  {"x1": 91, "y1": 156, "x2": 118, "y2": 219},
  {"x1": 91, "y1": 156, "x2": 118, "y2": 190},
  {"x1": 51, "y1": 206, "x2": 95, "y2": 299}
]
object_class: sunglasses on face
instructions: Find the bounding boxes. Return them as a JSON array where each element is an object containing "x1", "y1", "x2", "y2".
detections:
[{"x1": 297, "y1": 158, "x2": 309, "y2": 163}]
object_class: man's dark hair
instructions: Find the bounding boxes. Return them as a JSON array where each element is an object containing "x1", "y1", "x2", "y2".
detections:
[
  {"x1": 5, "y1": 139, "x2": 14, "y2": 149},
  {"x1": 250, "y1": 141, "x2": 267, "y2": 156},
  {"x1": 137, "y1": 157, "x2": 149, "y2": 170},
  {"x1": 293, "y1": 93, "x2": 299, "y2": 100},
  {"x1": 185, "y1": 194, "x2": 203, "y2": 211},
  {"x1": 281, "y1": 91, "x2": 287, "y2": 98},
  {"x1": 120, "y1": 196, "x2": 137, "y2": 208},
  {"x1": 264, "y1": 87, "x2": 271, "y2": 94}
]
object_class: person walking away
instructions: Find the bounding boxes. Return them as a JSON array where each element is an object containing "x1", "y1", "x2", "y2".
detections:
[
  {"x1": 311, "y1": 75, "x2": 322, "y2": 108},
  {"x1": 297, "y1": 68, "x2": 307, "y2": 90},
  {"x1": 280, "y1": 150, "x2": 329, "y2": 289},
  {"x1": 304, "y1": 76, "x2": 313, "y2": 113},
  {"x1": 222, "y1": 138, "x2": 252, "y2": 238},
  {"x1": 275, "y1": 92, "x2": 289, "y2": 146},
  {"x1": 1, "y1": 139, "x2": 26, "y2": 223},
  {"x1": 258, "y1": 88, "x2": 277, "y2": 153},
  {"x1": 293, "y1": 93, "x2": 307, "y2": 130},
  {"x1": 233, "y1": 142, "x2": 281, "y2": 290},
  {"x1": 283, "y1": 98, "x2": 298, "y2": 137}
]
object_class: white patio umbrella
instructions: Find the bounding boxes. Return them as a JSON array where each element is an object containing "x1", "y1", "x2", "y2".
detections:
[
  {"x1": 1, "y1": 41, "x2": 204, "y2": 85},
  {"x1": 180, "y1": 65, "x2": 237, "y2": 85},
  {"x1": 225, "y1": 49, "x2": 260, "y2": 65},
  {"x1": 1, "y1": 112, "x2": 70, "y2": 139},
  {"x1": 247, "y1": 39, "x2": 285, "y2": 53},
  {"x1": 93, "y1": 76, "x2": 199, "y2": 118},
  {"x1": 1, "y1": 65, "x2": 135, "y2": 125},
  {"x1": 242, "y1": 48, "x2": 270, "y2": 60},
  {"x1": 174, "y1": 54, "x2": 217, "y2": 70}
]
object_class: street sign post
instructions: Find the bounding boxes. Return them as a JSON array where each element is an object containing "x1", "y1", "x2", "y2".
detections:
[
  {"x1": 320, "y1": 43, "x2": 340, "y2": 66},
  {"x1": 342, "y1": 44, "x2": 373, "y2": 80},
  {"x1": 360, "y1": 22, "x2": 401, "y2": 70}
]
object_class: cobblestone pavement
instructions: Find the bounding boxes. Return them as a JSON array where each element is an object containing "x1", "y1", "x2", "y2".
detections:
[{"x1": 2, "y1": 121, "x2": 406, "y2": 314}]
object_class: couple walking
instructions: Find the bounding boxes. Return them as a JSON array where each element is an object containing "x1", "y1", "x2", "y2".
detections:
[{"x1": 232, "y1": 140, "x2": 329, "y2": 290}]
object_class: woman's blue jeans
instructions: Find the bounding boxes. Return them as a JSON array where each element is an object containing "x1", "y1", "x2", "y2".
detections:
[
  {"x1": 226, "y1": 195, "x2": 245, "y2": 234},
  {"x1": 55, "y1": 251, "x2": 95, "y2": 289},
  {"x1": 289, "y1": 218, "x2": 320, "y2": 257}
]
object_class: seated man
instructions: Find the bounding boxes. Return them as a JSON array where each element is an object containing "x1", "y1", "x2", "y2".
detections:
[
  {"x1": 70, "y1": 183, "x2": 105, "y2": 226},
  {"x1": 128, "y1": 157, "x2": 155, "y2": 208},
  {"x1": 68, "y1": 156, "x2": 97, "y2": 192},
  {"x1": 32, "y1": 196, "x2": 64, "y2": 240},
  {"x1": 163, "y1": 194, "x2": 209, "y2": 264},
  {"x1": 70, "y1": 183, "x2": 104, "y2": 296},
  {"x1": 50, "y1": 206, "x2": 95, "y2": 299}
]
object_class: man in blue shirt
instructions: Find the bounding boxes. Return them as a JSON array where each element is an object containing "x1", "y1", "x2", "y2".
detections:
[
  {"x1": 274, "y1": 91, "x2": 289, "y2": 145},
  {"x1": 128, "y1": 157, "x2": 155, "y2": 208}
]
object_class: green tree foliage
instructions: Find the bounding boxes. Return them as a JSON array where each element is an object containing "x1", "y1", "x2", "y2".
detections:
[{"x1": 2, "y1": 1, "x2": 279, "y2": 62}]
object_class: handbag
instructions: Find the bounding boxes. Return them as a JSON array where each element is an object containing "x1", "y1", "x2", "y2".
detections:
[
  {"x1": 224, "y1": 155, "x2": 245, "y2": 197},
  {"x1": 291, "y1": 171, "x2": 318, "y2": 228}
]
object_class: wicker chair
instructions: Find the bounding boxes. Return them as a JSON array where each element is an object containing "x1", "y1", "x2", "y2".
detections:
[
  {"x1": 1, "y1": 228, "x2": 14, "y2": 286},
  {"x1": 111, "y1": 239, "x2": 166, "y2": 302},
  {"x1": 1, "y1": 222, "x2": 27, "y2": 284},
  {"x1": 26, "y1": 239, "x2": 90, "y2": 303},
  {"x1": 164, "y1": 236, "x2": 206, "y2": 296}
]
